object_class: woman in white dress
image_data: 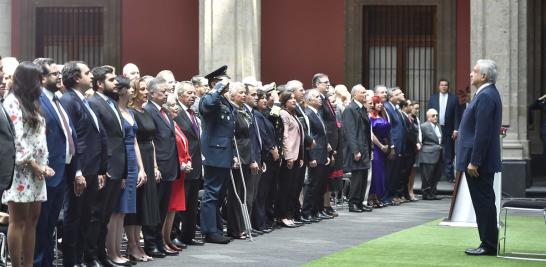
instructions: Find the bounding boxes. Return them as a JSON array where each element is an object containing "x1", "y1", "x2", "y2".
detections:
[{"x1": 2, "y1": 62, "x2": 54, "y2": 267}]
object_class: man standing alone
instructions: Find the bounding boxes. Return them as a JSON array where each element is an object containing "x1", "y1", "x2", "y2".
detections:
[{"x1": 458, "y1": 59, "x2": 502, "y2": 256}]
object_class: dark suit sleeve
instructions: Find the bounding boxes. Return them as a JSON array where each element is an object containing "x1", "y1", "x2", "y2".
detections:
[
  {"x1": 471, "y1": 94, "x2": 496, "y2": 167},
  {"x1": 199, "y1": 90, "x2": 223, "y2": 114},
  {"x1": 98, "y1": 121, "x2": 108, "y2": 175},
  {"x1": 60, "y1": 98, "x2": 84, "y2": 173},
  {"x1": 342, "y1": 108, "x2": 359, "y2": 155}
]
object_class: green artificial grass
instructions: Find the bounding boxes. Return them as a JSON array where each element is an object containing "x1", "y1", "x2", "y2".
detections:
[{"x1": 306, "y1": 216, "x2": 546, "y2": 267}]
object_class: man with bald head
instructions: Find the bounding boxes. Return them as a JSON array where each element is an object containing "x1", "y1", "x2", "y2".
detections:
[
  {"x1": 419, "y1": 108, "x2": 443, "y2": 200},
  {"x1": 122, "y1": 63, "x2": 140, "y2": 80}
]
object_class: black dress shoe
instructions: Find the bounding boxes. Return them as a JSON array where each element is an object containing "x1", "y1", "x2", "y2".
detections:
[
  {"x1": 261, "y1": 227, "x2": 273, "y2": 233},
  {"x1": 348, "y1": 204, "x2": 364, "y2": 212},
  {"x1": 298, "y1": 216, "x2": 312, "y2": 224},
  {"x1": 85, "y1": 260, "x2": 104, "y2": 267},
  {"x1": 358, "y1": 204, "x2": 373, "y2": 212},
  {"x1": 324, "y1": 207, "x2": 339, "y2": 217},
  {"x1": 183, "y1": 238, "x2": 205, "y2": 246},
  {"x1": 464, "y1": 246, "x2": 496, "y2": 256},
  {"x1": 309, "y1": 215, "x2": 322, "y2": 222},
  {"x1": 204, "y1": 234, "x2": 231, "y2": 244},
  {"x1": 318, "y1": 211, "x2": 334, "y2": 219},
  {"x1": 172, "y1": 238, "x2": 188, "y2": 249},
  {"x1": 144, "y1": 247, "x2": 166, "y2": 258},
  {"x1": 430, "y1": 195, "x2": 442, "y2": 200},
  {"x1": 158, "y1": 246, "x2": 179, "y2": 256}
]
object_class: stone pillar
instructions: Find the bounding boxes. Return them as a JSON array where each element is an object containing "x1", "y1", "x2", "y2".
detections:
[
  {"x1": 470, "y1": 0, "x2": 529, "y2": 196},
  {"x1": 199, "y1": 0, "x2": 260, "y2": 80},
  {"x1": 0, "y1": 0, "x2": 11, "y2": 57}
]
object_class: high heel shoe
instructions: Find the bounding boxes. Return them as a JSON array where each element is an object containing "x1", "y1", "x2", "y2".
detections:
[
  {"x1": 128, "y1": 254, "x2": 148, "y2": 262},
  {"x1": 280, "y1": 219, "x2": 297, "y2": 228}
]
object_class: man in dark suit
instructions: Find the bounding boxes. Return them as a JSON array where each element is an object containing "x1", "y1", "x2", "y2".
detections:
[
  {"x1": 383, "y1": 87, "x2": 406, "y2": 205},
  {"x1": 419, "y1": 109, "x2": 443, "y2": 200},
  {"x1": 0, "y1": 56, "x2": 15, "y2": 198},
  {"x1": 172, "y1": 81, "x2": 204, "y2": 246},
  {"x1": 457, "y1": 59, "x2": 502, "y2": 256},
  {"x1": 302, "y1": 89, "x2": 332, "y2": 220},
  {"x1": 87, "y1": 66, "x2": 127, "y2": 267},
  {"x1": 428, "y1": 79, "x2": 459, "y2": 182},
  {"x1": 33, "y1": 58, "x2": 82, "y2": 267},
  {"x1": 199, "y1": 80, "x2": 236, "y2": 244},
  {"x1": 313, "y1": 74, "x2": 339, "y2": 167},
  {"x1": 142, "y1": 77, "x2": 180, "y2": 257},
  {"x1": 398, "y1": 99, "x2": 420, "y2": 201},
  {"x1": 342, "y1": 85, "x2": 373, "y2": 212},
  {"x1": 60, "y1": 61, "x2": 108, "y2": 267}
]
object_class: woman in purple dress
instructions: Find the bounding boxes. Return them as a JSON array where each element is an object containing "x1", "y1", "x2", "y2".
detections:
[{"x1": 368, "y1": 96, "x2": 391, "y2": 208}]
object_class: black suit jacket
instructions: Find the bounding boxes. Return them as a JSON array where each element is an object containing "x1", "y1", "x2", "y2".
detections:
[
  {"x1": 0, "y1": 103, "x2": 15, "y2": 191},
  {"x1": 174, "y1": 105, "x2": 202, "y2": 180},
  {"x1": 60, "y1": 89, "x2": 107, "y2": 176},
  {"x1": 341, "y1": 101, "x2": 372, "y2": 171},
  {"x1": 305, "y1": 108, "x2": 328, "y2": 164},
  {"x1": 88, "y1": 93, "x2": 127, "y2": 180},
  {"x1": 428, "y1": 92, "x2": 459, "y2": 134},
  {"x1": 144, "y1": 101, "x2": 179, "y2": 181},
  {"x1": 318, "y1": 94, "x2": 340, "y2": 151}
]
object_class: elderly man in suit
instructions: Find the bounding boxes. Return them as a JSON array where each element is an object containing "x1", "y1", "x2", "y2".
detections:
[
  {"x1": 428, "y1": 79, "x2": 459, "y2": 183},
  {"x1": 142, "y1": 77, "x2": 180, "y2": 257},
  {"x1": 87, "y1": 66, "x2": 127, "y2": 267},
  {"x1": 0, "y1": 56, "x2": 15, "y2": 201},
  {"x1": 301, "y1": 89, "x2": 331, "y2": 220},
  {"x1": 172, "y1": 81, "x2": 205, "y2": 246},
  {"x1": 342, "y1": 84, "x2": 373, "y2": 212},
  {"x1": 458, "y1": 59, "x2": 502, "y2": 256},
  {"x1": 199, "y1": 80, "x2": 236, "y2": 244},
  {"x1": 419, "y1": 108, "x2": 443, "y2": 200},
  {"x1": 60, "y1": 61, "x2": 108, "y2": 267}
]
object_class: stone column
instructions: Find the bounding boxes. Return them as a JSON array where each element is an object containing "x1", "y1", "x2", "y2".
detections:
[
  {"x1": 0, "y1": 0, "x2": 11, "y2": 57},
  {"x1": 199, "y1": 0, "x2": 260, "y2": 80},
  {"x1": 470, "y1": 0, "x2": 529, "y2": 196}
]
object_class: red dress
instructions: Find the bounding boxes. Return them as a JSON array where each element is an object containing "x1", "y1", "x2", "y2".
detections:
[{"x1": 168, "y1": 124, "x2": 190, "y2": 211}]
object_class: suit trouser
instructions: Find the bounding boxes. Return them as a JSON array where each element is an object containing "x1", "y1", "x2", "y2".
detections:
[
  {"x1": 226, "y1": 165, "x2": 250, "y2": 235},
  {"x1": 301, "y1": 164, "x2": 328, "y2": 216},
  {"x1": 384, "y1": 155, "x2": 401, "y2": 200},
  {"x1": 34, "y1": 180, "x2": 67, "y2": 267},
  {"x1": 200, "y1": 166, "x2": 230, "y2": 236},
  {"x1": 466, "y1": 171, "x2": 498, "y2": 249},
  {"x1": 348, "y1": 169, "x2": 369, "y2": 205},
  {"x1": 420, "y1": 162, "x2": 442, "y2": 195},
  {"x1": 441, "y1": 127, "x2": 455, "y2": 180},
  {"x1": 292, "y1": 164, "x2": 306, "y2": 218},
  {"x1": 252, "y1": 159, "x2": 280, "y2": 229},
  {"x1": 277, "y1": 162, "x2": 299, "y2": 219},
  {"x1": 142, "y1": 180, "x2": 173, "y2": 249},
  {"x1": 86, "y1": 177, "x2": 121, "y2": 262},
  {"x1": 64, "y1": 173, "x2": 99, "y2": 265},
  {"x1": 399, "y1": 152, "x2": 416, "y2": 197},
  {"x1": 178, "y1": 178, "x2": 201, "y2": 242}
]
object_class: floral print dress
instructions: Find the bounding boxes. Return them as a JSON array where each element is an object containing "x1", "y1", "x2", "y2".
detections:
[{"x1": 1, "y1": 93, "x2": 48, "y2": 204}]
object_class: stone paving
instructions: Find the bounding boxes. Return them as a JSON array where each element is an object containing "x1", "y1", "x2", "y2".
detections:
[{"x1": 140, "y1": 197, "x2": 451, "y2": 266}]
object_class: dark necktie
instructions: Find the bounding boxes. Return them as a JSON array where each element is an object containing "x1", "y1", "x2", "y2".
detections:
[
  {"x1": 160, "y1": 108, "x2": 170, "y2": 125},
  {"x1": 187, "y1": 108, "x2": 200, "y2": 136},
  {"x1": 53, "y1": 96, "x2": 75, "y2": 156}
]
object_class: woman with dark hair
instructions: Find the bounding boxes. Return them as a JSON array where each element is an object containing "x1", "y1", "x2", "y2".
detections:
[
  {"x1": 126, "y1": 77, "x2": 160, "y2": 262},
  {"x1": 106, "y1": 76, "x2": 147, "y2": 265},
  {"x1": 368, "y1": 95, "x2": 391, "y2": 208},
  {"x1": 2, "y1": 61, "x2": 55, "y2": 267},
  {"x1": 277, "y1": 91, "x2": 304, "y2": 228}
]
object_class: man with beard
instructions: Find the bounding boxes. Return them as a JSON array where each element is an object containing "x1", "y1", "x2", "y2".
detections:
[
  {"x1": 33, "y1": 58, "x2": 82, "y2": 267},
  {"x1": 60, "y1": 61, "x2": 108, "y2": 267},
  {"x1": 88, "y1": 66, "x2": 127, "y2": 267}
]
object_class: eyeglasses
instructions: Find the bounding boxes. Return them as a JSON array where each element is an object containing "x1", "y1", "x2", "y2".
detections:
[{"x1": 318, "y1": 81, "x2": 330, "y2": 84}]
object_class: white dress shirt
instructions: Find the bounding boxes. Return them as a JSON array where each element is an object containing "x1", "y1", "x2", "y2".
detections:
[{"x1": 439, "y1": 92, "x2": 448, "y2": 126}]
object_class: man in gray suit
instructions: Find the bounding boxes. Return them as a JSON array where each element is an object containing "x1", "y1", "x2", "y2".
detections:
[
  {"x1": 419, "y1": 108, "x2": 443, "y2": 200},
  {"x1": 0, "y1": 56, "x2": 15, "y2": 193},
  {"x1": 342, "y1": 84, "x2": 373, "y2": 212}
]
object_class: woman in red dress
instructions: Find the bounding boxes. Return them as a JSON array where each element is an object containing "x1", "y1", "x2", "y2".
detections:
[{"x1": 162, "y1": 94, "x2": 192, "y2": 252}]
